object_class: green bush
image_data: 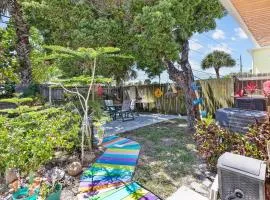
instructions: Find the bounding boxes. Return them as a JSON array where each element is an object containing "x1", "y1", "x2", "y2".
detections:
[
  {"x1": 0, "y1": 107, "x2": 80, "y2": 176},
  {"x1": 51, "y1": 75, "x2": 112, "y2": 88},
  {"x1": 0, "y1": 105, "x2": 43, "y2": 118},
  {"x1": 0, "y1": 83, "x2": 15, "y2": 98},
  {"x1": 194, "y1": 119, "x2": 242, "y2": 169},
  {"x1": 21, "y1": 84, "x2": 40, "y2": 98},
  {"x1": 195, "y1": 120, "x2": 270, "y2": 170},
  {"x1": 237, "y1": 123, "x2": 270, "y2": 161},
  {"x1": 0, "y1": 97, "x2": 34, "y2": 106}
]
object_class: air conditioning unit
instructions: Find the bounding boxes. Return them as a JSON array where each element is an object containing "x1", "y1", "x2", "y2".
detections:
[{"x1": 218, "y1": 152, "x2": 266, "y2": 200}]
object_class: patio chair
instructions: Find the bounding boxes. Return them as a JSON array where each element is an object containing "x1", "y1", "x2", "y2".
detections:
[
  {"x1": 117, "y1": 100, "x2": 135, "y2": 122},
  {"x1": 130, "y1": 99, "x2": 139, "y2": 116},
  {"x1": 104, "y1": 100, "x2": 119, "y2": 120},
  {"x1": 104, "y1": 100, "x2": 113, "y2": 108}
]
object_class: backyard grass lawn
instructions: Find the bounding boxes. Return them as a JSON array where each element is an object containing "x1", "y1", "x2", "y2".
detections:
[{"x1": 121, "y1": 119, "x2": 199, "y2": 199}]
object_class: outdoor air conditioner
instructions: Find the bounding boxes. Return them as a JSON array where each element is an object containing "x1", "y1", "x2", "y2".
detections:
[{"x1": 217, "y1": 152, "x2": 266, "y2": 200}]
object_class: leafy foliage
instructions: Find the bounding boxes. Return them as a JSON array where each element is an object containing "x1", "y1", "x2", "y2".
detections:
[
  {"x1": 194, "y1": 118, "x2": 241, "y2": 169},
  {"x1": 0, "y1": 105, "x2": 43, "y2": 118},
  {"x1": 0, "y1": 107, "x2": 80, "y2": 175},
  {"x1": 0, "y1": 24, "x2": 60, "y2": 84},
  {"x1": 20, "y1": 83, "x2": 40, "y2": 97},
  {"x1": 201, "y1": 50, "x2": 236, "y2": 78},
  {"x1": 134, "y1": 0, "x2": 224, "y2": 76},
  {"x1": 0, "y1": 97, "x2": 34, "y2": 105},
  {"x1": 29, "y1": 27, "x2": 62, "y2": 83},
  {"x1": 22, "y1": 0, "x2": 223, "y2": 80},
  {"x1": 1, "y1": 0, "x2": 33, "y2": 86},
  {"x1": 22, "y1": 0, "x2": 137, "y2": 82},
  {"x1": 22, "y1": 0, "x2": 94, "y2": 48},
  {"x1": 0, "y1": 83, "x2": 15, "y2": 98},
  {"x1": 0, "y1": 24, "x2": 19, "y2": 83},
  {"x1": 237, "y1": 123, "x2": 270, "y2": 161},
  {"x1": 40, "y1": 45, "x2": 134, "y2": 83},
  {"x1": 51, "y1": 76, "x2": 112, "y2": 87},
  {"x1": 17, "y1": 0, "x2": 225, "y2": 95},
  {"x1": 195, "y1": 119, "x2": 270, "y2": 170},
  {"x1": 89, "y1": 101, "x2": 111, "y2": 127}
]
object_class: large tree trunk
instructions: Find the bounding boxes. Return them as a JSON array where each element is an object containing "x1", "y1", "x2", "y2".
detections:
[
  {"x1": 166, "y1": 39, "x2": 197, "y2": 129},
  {"x1": 11, "y1": 0, "x2": 32, "y2": 87},
  {"x1": 214, "y1": 67, "x2": 220, "y2": 79}
]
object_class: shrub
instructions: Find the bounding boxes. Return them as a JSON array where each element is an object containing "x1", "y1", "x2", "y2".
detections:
[
  {"x1": 0, "y1": 107, "x2": 80, "y2": 176},
  {"x1": 21, "y1": 84, "x2": 40, "y2": 98},
  {"x1": 236, "y1": 123, "x2": 270, "y2": 161},
  {"x1": 0, "y1": 97, "x2": 34, "y2": 106},
  {"x1": 51, "y1": 76, "x2": 112, "y2": 88},
  {"x1": 0, "y1": 105, "x2": 43, "y2": 118},
  {"x1": 194, "y1": 119, "x2": 242, "y2": 170},
  {"x1": 0, "y1": 83, "x2": 15, "y2": 98},
  {"x1": 195, "y1": 119, "x2": 270, "y2": 170}
]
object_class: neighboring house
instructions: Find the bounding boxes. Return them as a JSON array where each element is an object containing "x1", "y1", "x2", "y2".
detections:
[{"x1": 220, "y1": 0, "x2": 270, "y2": 74}]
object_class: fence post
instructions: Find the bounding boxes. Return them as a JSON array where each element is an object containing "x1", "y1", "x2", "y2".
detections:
[{"x1": 49, "y1": 86, "x2": 52, "y2": 105}]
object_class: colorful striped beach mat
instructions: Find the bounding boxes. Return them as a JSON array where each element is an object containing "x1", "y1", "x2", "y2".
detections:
[{"x1": 78, "y1": 136, "x2": 160, "y2": 200}]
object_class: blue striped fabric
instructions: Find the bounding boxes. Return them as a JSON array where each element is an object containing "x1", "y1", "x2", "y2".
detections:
[{"x1": 78, "y1": 136, "x2": 160, "y2": 200}]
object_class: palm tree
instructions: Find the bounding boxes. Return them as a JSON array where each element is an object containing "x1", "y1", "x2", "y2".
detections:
[
  {"x1": 0, "y1": 0, "x2": 32, "y2": 87},
  {"x1": 201, "y1": 50, "x2": 236, "y2": 79}
]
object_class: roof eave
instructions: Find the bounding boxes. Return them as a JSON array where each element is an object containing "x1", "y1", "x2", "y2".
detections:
[{"x1": 219, "y1": 0, "x2": 261, "y2": 48}]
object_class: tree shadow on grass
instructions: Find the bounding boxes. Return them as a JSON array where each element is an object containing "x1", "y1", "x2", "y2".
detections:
[{"x1": 122, "y1": 119, "x2": 199, "y2": 199}]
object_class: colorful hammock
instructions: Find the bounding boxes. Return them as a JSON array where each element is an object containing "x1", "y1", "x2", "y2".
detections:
[{"x1": 78, "y1": 136, "x2": 160, "y2": 200}]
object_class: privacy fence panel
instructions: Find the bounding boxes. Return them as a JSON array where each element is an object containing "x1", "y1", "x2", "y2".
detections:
[
  {"x1": 199, "y1": 78, "x2": 234, "y2": 115},
  {"x1": 39, "y1": 79, "x2": 234, "y2": 115},
  {"x1": 122, "y1": 84, "x2": 186, "y2": 115},
  {"x1": 39, "y1": 85, "x2": 103, "y2": 104}
]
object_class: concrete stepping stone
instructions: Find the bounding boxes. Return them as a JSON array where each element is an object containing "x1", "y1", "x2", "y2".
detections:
[{"x1": 167, "y1": 186, "x2": 208, "y2": 200}]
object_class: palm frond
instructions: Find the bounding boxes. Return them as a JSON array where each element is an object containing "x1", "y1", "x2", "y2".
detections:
[{"x1": 201, "y1": 50, "x2": 236, "y2": 70}]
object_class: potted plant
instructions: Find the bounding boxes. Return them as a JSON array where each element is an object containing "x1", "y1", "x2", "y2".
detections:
[
  {"x1": 40, "y1": 182, "x2": 62, "y2": 200},
  {"x1": 12, "y1": 187, "x2": 39, "y2": 200}
]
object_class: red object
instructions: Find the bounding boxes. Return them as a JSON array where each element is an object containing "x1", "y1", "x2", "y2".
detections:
[
  {"x1": 245, "y1": 81, "x2": 257, "y2": 94},
  {"x1": 263, "y1": 81, "x2": 270, "y2": 97},
  {"x1": 235, "y1": 89, "x2": 244, "y2": 97},
  {"x1": 97, "y1": 85, "x2": 103, "y2": 97}
]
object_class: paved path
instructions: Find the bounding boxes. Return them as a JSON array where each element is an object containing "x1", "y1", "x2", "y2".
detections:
[
  {"x1": 167, "y1": 186, "x2": 208, "y2": 200},
  {"x1": 103, "y1": 114, "x2": 181, "y2": 136},
  {"x1": 78, "y1": 136, "x2": 160, "y2": 200}
]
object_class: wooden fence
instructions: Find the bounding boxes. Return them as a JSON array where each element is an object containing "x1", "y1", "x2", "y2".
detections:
[
  {"x1": 199, "y1": 78, "x2": 234, "y2": 115},
  {"x1": 121, "y1": 84, "x2": 186, "y2": 114},
  {"x1": 39, "y1": 78, "x2": 234, "y2": 115}
]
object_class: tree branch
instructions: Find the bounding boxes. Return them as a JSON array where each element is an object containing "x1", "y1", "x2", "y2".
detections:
[
  {"x1": 86, "y1": 58, "x2": 97, "y2": 102},
  {"x1": 58, "y1": 83, "x2": 87, "y2": 103},
  {"x1": 75, "y1": 86, "x2": 86, "y2": 113},
  {"x1": 165, "y1": 59, "x2": 185, "y2": 88}
]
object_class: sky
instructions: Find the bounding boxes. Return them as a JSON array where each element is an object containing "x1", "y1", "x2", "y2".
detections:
[
  {"x1": 1, "y1": 14, "x2": 255, "y2": 83},
  {"x1": 0, "y1": 16, "x2": 8, "y2": 28}
]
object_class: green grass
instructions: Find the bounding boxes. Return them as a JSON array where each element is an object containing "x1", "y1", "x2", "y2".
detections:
[{"x1": 121, "y1": 119, "x2": 198, "y2": 199}]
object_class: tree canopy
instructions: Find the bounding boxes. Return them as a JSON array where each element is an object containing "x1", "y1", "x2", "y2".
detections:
[
  {"x1": 0, "y1": 24, "x2": 19, "y2": 83},
  {"x1": 1, "y1": 0, "x2": 224, "y2": 127},
  {"x1": 1, "y1": 0, "x2": 32, "y2": 87},
  {"x1": 20, "y1": 0, "x2": 150, "y2": 82},
  {"x1": 201, "y1": 50, "x2": 236, "y2": 78},
  {"x1": 133, "y1": 0, "x2": 224, "y2": 75},
  {"x1": 132, "y1": 0, "x2": 224, "y2": 128},
  {"x1": 20, "y1": 0, "x2": 224, "y2": 80}
]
